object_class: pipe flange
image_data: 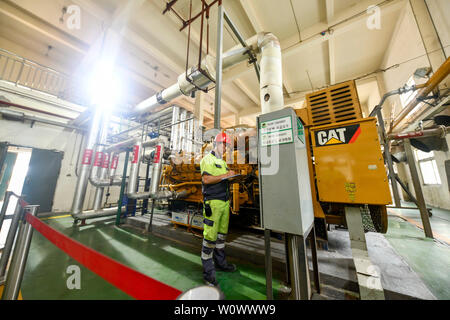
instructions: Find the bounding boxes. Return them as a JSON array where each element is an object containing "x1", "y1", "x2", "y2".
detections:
[{"x1": 438, "y1": 125, "x2": 447, "y2": 138}]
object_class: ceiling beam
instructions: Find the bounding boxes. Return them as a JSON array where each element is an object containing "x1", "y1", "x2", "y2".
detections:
[
  {"x1": 239, "y1": 0, "x2": 295, "y2": 99},
  {"x1": 228, "y1": 0, "x2": 407, "y2": 82},
  {"x1": 239, "y1": 0, "x2": 264, "y2": 33},
  {"x1": 0, "y1": 1, "x2": 89, "y2": 55},
  {"x1": 234, "y1": 79, "x2": 259, "y2": 105},
  {"x1": 238, "y1": 106, "x2": 260, "y2": 118}
]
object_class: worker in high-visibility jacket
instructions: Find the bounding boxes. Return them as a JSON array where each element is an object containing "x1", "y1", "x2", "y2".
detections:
[{"x1": 200, "y1": 132, "x2": 237, "y2": 286}]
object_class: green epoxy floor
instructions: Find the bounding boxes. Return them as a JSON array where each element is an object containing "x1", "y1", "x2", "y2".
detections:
[
  {"x1": 19, "y1": 203, "x2": 450, "y2": 300},
  {"x1": 385, "y1": 204, "x2": 450, "y2": 300},
  {"x1": 21, "y1": 216, "x2": 283, "y2": 300}
]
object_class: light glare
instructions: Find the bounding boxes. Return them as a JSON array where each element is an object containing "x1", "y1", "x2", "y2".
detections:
[{"x1": 88, "y1": 60, "x2": 122, "y2": 109}]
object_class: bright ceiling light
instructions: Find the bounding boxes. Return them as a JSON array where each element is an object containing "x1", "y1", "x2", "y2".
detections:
[{"x1": 87, "y1": 59, "x2": 122, "y2": 110}]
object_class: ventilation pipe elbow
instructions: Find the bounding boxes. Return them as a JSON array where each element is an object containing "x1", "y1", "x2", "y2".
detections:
[
  {"x1": 131, "y1": 47, "x2": 249, "y2": 117},
  {"x1": 257, "y1": 32, "x2": 284, "y2": 114}
]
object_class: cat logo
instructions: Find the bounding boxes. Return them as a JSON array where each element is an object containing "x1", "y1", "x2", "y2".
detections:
[{"x1": 314, "y1": 124, "x2": 361, "y2": 147}]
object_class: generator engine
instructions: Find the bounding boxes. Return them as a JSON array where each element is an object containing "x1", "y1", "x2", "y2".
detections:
[{"x1": 161, "y1": 126, "x2": 261, "y2": 227}]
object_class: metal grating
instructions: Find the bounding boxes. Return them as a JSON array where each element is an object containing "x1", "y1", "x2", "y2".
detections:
[{"x1": 306, "y1": 80, "x2": 362, "y2": 126}]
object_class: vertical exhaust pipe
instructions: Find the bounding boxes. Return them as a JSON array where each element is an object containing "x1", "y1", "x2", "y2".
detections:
[{"x1": 71, "y1": 109, "x2": 103, "y2": 216}]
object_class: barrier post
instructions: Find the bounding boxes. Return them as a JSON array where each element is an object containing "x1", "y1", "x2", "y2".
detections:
[
  {"x1": 1, "y1": 205, "x2": 39, "y2": 300},
  {"x1": 0, "y1": 202, "x2": 24, "y2": 279},
  {"x1": 0, "y1": 191, "x2": 13, "y2": 231},
  {"x1": 116, "y1": 150, "x2": 130, "y2": 226}
]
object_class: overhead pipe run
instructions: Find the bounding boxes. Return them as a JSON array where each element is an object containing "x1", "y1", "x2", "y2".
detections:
[
  {"x1": 390, "y1": 56, "x2": 450, "y2": 133},
  {"x1": 132, "y1": 32, "x2": 283, "y2": 118},
  {"x1": 0, "y1": 108, "x2": 85, "y2": 132},
  {"x1": 388, "y1": 126, "x2": 449, "y2": 141}
]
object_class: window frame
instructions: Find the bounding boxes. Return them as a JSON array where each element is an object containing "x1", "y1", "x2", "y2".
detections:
[{"x1": 414, "y1": 150, "x2": 442, "y2": 186}]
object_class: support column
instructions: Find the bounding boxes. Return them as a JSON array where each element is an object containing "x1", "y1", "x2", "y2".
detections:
[
  {"x1": 214, "y1": 2, "x2": 224, "y2": 129},
  {"x1": 287, "y1": 234, "x2": 311, "y2": 300},
  {"x1": 345, "y1": 206, "x2": 385, "y2": 300},
  {"x1": 403, "y1": 139, "x2": 433, "y2": 238},
  {"x1": 376, "y1": 109, "x2": 401, "y2": 207},
  {"x1": 264, "y1": 229, "x2": 273, "y2": 300}
]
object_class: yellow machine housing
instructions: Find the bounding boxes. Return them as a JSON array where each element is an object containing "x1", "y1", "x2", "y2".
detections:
[
  {"x1": 311, "y1": 118, "x2": 391, "y2": 205},
  {"x1": 297, "y1": 80, "x2": 391, "y2": 236}
]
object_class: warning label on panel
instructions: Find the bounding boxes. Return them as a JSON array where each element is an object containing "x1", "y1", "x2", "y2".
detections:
[
  {"x1": 260, "y1": 116, "x2": 294, "y2": 146},
  {"x1": 260, "y1": 130, "x2": 294, "y2": 146},
  {"x1": 260, "y1": 116, "x2": 292, "y2": 134}
]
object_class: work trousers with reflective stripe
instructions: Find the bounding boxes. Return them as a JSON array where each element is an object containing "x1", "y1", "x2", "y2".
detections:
[{"x1": 201, "y1": 200, "x2": 230, "y2": 281}]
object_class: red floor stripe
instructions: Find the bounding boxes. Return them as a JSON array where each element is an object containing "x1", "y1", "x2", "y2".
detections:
[{"x1": 25, "y1": 213, "x2": 182, "y2": 300}]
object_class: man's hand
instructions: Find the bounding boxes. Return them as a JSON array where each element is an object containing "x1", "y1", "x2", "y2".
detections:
[
  {"x1": 227, "y1": 170, "x2": 236, "y2": 177},
  {"x1": 202, "y1": 170, "x2": 237, "y2": 185}
]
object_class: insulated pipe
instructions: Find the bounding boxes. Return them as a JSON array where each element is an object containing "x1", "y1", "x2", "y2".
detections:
[
  {"x1": 104, "y1": 137, "x2": 137, "y2": 154},
  {"x1": 109, "y1": 153, "x2": 119, "y2": 178},
  {"x1": 110, "y1": 106, "x2": 175, "y2": 139},
  {"x1": 73, "y1": 206, "x2": 126, "y2": 221},
  {"x1": 126, "y1": 137, "x2": 183, "y2": 200},
  {"x1": 388, "y1": 126, "x2": 449, "y2": 140},
  {"x1": 71, "y1": 108, "x2": 103, "y2": 216},
  {"x1": 150, "y1": 142, "x2": 164, "y2": 195},
  {"x1": 258, "y1": 33, "x2": 284, "y2": 114},
  {"x1": 391, "y1": 56, "x2": 450, "y2": 132},
  {"x1": 132, "y1": 46, "x2": 250, "y2": 116},
  {"x1": 127, "y1": 139, "x2": 163, "y2": 200},
  {"x1": 0, "y1": 108, "x2": 85, "y2": 131},
  {"x1": 93, "y1": 114, "x2": 110, "y2": 210},
  {"x1": 132, "y1": 33, "x2": 281, "y2": 117}
]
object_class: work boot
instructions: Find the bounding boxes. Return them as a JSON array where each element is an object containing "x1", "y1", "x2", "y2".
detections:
[
  {"x1": 204, "y1": 276, "x2": 220, "y2": 287},
  {"x1": 215, "y1": 262, "x2": 237, "y2": 272}
]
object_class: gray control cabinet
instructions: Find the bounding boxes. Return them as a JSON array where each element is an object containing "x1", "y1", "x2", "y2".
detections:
[{"x1": 257, "y1": 108, "x2": 314, "y2": 236}]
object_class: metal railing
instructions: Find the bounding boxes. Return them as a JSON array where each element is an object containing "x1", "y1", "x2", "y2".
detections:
[
  {"x1": 0, "y1": 191, "x2": 39, "y2": 300},
  {"x1": 0, "y1": 48, "x2": 87, "y2": 106}
]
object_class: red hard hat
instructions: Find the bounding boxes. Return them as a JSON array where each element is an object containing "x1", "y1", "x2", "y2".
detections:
[{"x1": 215, "y1": 132, "x2": 232, "y2": 144}]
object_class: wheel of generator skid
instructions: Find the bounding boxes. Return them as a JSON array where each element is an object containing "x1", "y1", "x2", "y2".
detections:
[{"x1": 367, "y1": 205, "x2": 388, "y2": 234}]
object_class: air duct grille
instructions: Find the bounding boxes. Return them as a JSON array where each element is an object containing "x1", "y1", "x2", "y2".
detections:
[{"x1": 306, "y1": 80, "x2": 362, "y2": 126}]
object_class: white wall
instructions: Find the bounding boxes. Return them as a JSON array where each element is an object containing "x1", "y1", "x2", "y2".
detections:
[
  {"x1": 378, "y1": 1, "x2": 450, "y2": 210},
  {"x1": 0, "y1": 116, "x2": 145, "y2": 213},
  {"x1": 0, "y1": 117, "x2": 83, "y2": 212},
  {"x1": 426, "y1": 0, "x2": 450, "y2": 57}
]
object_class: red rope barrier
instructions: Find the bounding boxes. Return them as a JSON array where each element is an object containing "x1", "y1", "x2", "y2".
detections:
[
  {"x1": 19, "y1": 199, "x2": 29, "y2": 208},
  {"x1": 25, "y1": 213, "x2": 182, "y2": 300}
]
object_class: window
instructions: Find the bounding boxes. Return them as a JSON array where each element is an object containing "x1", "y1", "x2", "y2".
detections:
[{"x1": 415, "y1": 149, "x2": 441, "y2": 185}]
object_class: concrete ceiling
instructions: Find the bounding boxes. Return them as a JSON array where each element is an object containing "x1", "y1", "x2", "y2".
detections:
[{"x1": 0, "y1": 0, "x2": 408, "y2": 128}]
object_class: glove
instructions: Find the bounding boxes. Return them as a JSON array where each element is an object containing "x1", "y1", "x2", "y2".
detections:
[{"x1": 204, "y1": 203, "x2": 212, "y2": 217}]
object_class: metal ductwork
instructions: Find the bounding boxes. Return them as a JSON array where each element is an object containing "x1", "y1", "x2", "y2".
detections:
[
  {"x1": 132, "y1": 32, "x2": 283, "y2": 117},
  {"x1": 258, "y1": 33, "x2": 284, "y2": 114}
]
